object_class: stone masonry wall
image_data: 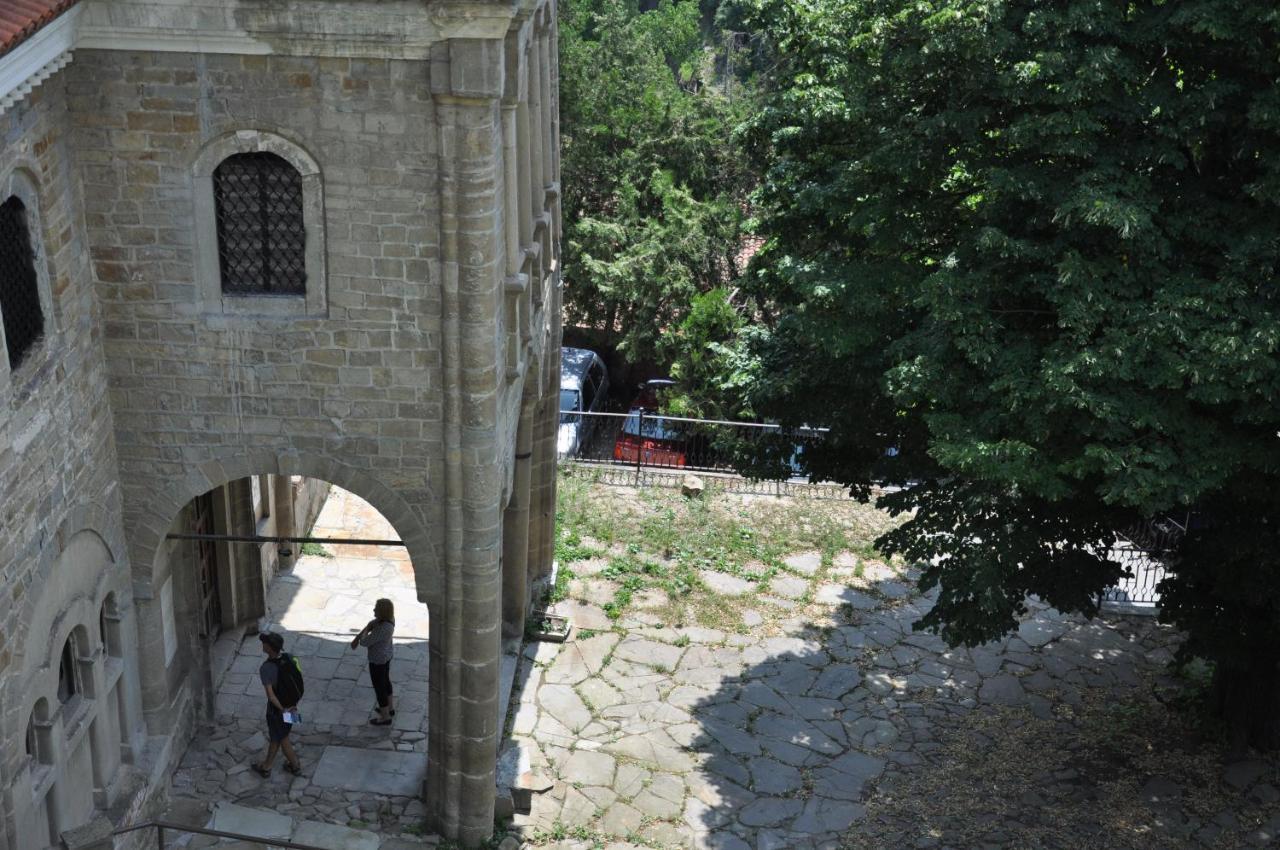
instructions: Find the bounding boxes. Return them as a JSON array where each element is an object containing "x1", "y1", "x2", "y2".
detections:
[
  {"x1": 0, "y1": 69, "x2": 135, "y2": 849},
  {"x1": 67, "y1": 49, "x2": 448, "y2": 575}
]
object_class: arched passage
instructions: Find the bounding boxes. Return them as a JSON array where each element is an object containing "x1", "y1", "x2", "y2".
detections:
[
  {"x1": 153, "y1": 480, "x2": 439, "y2": 830},
  {"x1": 129, "y1": 452, "x2": 441, "y2": 610},
  {"x1": 123, "y1": 451, "x2": 469, "y2": 830}
]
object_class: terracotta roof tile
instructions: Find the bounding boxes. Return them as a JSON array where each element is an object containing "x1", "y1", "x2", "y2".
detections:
[{"x1": 0, "y1": 0, "x2": 81, "y2": 59}]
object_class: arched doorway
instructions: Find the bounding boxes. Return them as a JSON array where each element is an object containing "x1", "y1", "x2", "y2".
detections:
[
  {"x1": 162, "y1": 479, "x2": 435, "y2": 833},
  {"x1": 126, "y1": 453, "x2": 470, "y2": 835}
]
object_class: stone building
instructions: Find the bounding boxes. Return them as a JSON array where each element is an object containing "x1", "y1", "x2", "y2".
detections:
[{"x1": 0, "y1": 0, "x2": 563, "y2": 846}]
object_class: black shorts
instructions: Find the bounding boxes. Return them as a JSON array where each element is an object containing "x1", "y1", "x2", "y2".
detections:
[{"x1": 266, "y1": 707, "x2": 293, "y2": 743}]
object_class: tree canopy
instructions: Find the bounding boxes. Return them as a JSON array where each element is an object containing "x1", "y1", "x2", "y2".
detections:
[
  {"x1": 559, "y1": 0, "x2": 754, "y2": 365},
  {"x1": 731, "y1": 0, "x2": 1280, "y2": 746}
]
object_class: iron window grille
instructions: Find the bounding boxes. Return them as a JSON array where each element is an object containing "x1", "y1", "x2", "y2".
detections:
[
  {"x1": 213, "y1": 152, "x2": 307, "y2": 296},
  {"x1": 0, "y1": 196, "x2": 44, "y2": 370}
]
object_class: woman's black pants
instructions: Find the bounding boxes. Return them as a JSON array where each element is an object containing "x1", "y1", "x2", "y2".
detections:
[{"x1": 370, "y1": 661, "x2": 393, "y2": 708}]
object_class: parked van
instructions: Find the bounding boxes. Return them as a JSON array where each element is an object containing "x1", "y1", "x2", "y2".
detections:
[{"x1": 558, "y1": 347, "x2": 609, "y2": 458}]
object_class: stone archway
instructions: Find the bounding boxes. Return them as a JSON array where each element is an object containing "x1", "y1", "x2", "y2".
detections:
[
  {"x1": 121, "y1": 450, "x2": 487, "y2": 835},
  {"x1": 129, "y1": 451, "x2": 442, "y2": 613}
]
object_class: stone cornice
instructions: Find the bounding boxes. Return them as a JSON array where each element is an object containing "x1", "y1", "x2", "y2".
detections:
[
  {"x1": 0, "y1": 0, "x2": 549, "y2": 114},
  {"x1": 0, "y1": 0, "x2": 550, "y2": 114},
  {"x1": 0, "y1": 4, "x2": 81, "y2": 117},
  {"x1": 75, "y1": 0, "x2": 523, "y2": 58}
]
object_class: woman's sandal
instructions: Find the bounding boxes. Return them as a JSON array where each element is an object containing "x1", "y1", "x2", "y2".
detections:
[
  {"x1": 283, "y1": 761, "x2": 303, "y2": 776},
  {"x1": 370, "y1": 717, "x2": 393, "y2": 726},
  {"x1": 251, "y1": 762, "x2": 271, "y2": 778},
  {"x1": 372, "y1": 706, "x2": 396, "y2": 716}
]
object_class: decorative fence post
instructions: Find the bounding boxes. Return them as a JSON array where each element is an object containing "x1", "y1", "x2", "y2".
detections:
[{"x1": 634, "y1": 410, "x2": 645, "y2": 485}]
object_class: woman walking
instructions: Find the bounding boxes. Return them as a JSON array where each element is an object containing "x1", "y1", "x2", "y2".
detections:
[{"x1": 351, "y1": 598, "x2": 395, "y2": 725}]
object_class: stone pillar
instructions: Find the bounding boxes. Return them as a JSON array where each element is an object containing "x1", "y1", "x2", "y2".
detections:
[
  {"x1": 516, "y1": 101, "x2": 533, "y2": 251},
  {"x1": 527, "y1": 29, "x2": 545, "y2": 220},
  {"x1": 537, "y1": 20, "x2": 554, "y2": 194},
  {"x1": 132, "y1": 565, "x2": 177, "y2": 735},
  {"x1": 273, "y1": 474, "x2": 296, "y2": 572},
  {"x1": 429, "y1": 36, "x2": 508, "y2": 847},
  {"x1": 540, "y1": 4, "x2": 564, "y2": 580},
  {"x1": 80, "y1": 648, "x2": 120, "y2": 807},
  {"x1": 501, "y1": 101, "x2": 521, "y2": 374},
  {"x1": 0, "y1": 778, "x2": 16, "y2": 850},
  {"x1": 42, "y1": 712, "x2": 68, "y2": 841},
  {"x1": 547, "y1": 2, "x2": 562, "y2": 195},
  {"x1": 108, "y1": 594, "x2": 145, "y2": 764},
  {"x1": 501, "y1": 401, "x2": 535, "y2": 642},
  {"x1": 526, "y1": 391, "x2": 558, "y2": 585}
]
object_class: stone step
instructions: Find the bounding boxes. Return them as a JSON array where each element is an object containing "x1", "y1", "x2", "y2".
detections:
[{"x1": 158, "y1": 800, "x2": 437, "y2": 850}]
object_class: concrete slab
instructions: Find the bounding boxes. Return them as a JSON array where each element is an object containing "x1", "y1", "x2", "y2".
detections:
[
  {"x1": 310, "y1": 745, "x2": 427, "y2": 797},
  {"x1": 291, "y1": 820, "x2": 381, "y2": 850},
  {"x1": 207, "y1": 801, "x2": 294, "y2": 841}
]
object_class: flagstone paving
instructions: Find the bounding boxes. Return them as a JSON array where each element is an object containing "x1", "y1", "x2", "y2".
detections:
[{"x1": 509, "y1": 556, "x2": 1279, "y2": 850}]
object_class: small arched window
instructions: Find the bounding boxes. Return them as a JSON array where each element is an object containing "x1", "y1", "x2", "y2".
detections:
[
  {"x1": 26, "y1": 699, "x2": 52, "y2": 765},
  {"x1": 213, "y1": 152, "x2": 306, "y2": 296},
  {"x1": 100, "y1": 593, "x2": 125, "y2": 658},
  {"x1": 57, "y1": 636, "x2": 77, "y2": 704},
  {"x1": 0, "y1": 195, "x2": 44, "y2": 369}
]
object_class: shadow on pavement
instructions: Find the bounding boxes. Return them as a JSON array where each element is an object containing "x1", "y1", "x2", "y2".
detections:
[{"x1": 683, "y1": 577, "x2": 1278, "y2": 850}]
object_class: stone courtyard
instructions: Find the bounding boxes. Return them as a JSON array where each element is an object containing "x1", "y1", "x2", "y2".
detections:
[
  {"x1": 162, "y1": 479, "x2": 1279, "y2": 849},
  {"x1": 507, "y1": 476, "x2": 1280, "y2": 850},
  {"x1": 513, "y1": 584, "x2": 1278, "y2": 848}
]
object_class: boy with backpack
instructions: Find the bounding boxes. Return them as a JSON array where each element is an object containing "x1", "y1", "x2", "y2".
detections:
[{"x1": 252, "y1": 631, "x2": 304, "y2": 777}]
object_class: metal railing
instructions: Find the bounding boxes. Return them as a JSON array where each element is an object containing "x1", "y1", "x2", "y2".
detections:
[
  {"x1": 1100, "y1": 514, "x2": 1187, "y2": 609},
  {"x1": 112, "y1": 819, "x2": 329, "y2": 849},
  {"x1": 557, "y1": 409, "x2": 821, "y2": 478}
]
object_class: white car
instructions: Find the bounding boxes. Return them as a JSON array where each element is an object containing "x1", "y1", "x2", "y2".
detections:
[{"x1": 558, "y1": 347, "x2": 609, "y2": 458}]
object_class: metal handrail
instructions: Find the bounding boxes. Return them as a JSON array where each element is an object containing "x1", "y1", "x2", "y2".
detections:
[
  {"x1": 112, "y1": 819, "x2": 330, "y2": 849},
  {"x1": 559, "y1": 408, "x2": 827, "y2": 430},
  {"x1": 165, "y1": 532, "x2": 404, "y2": 546}
]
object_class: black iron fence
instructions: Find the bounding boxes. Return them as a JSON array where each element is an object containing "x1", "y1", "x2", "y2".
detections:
[
  {"x1": 557, "y1": 409, "x2": 821, "y2": 478},
  {"x1": 1100, "y1": 515, "x2": 1187, "y2": 609}
]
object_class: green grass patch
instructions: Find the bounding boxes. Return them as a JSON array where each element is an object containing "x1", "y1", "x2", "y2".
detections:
[
  {"x1": 553, "y1": 469, "x2": 900, "y2": 627},
  {"x1": 546, "y1": 562, "x2": 576, "y2": 606},
  {"x1": 598, "y1": 548, "x2": 702, "y2": 620},
  {"x1": 300, "y1": 541, "x2": 332, "y2": 558}
]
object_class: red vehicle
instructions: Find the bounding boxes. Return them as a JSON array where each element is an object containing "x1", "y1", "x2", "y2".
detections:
[{"x1": 612, "y1": 380, "x2": 688, "y2": 467}]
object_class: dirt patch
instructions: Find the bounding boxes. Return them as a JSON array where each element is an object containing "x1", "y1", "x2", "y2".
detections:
[{"x1": 844, "y1": 672, "x2": 1280, "y2": 850}]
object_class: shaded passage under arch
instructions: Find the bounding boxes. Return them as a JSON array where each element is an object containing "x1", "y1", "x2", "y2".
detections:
[{"x1": 167, "y1": 486, "x2": 434, "y2": 830}]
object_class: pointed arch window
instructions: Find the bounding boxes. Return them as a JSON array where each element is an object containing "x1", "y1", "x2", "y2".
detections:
[{"x1": 0, "y1": 195, "x2": 44, "y2": 369}]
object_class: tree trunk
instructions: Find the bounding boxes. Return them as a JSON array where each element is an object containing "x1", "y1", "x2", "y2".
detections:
[{"x1": 1212, "y1": 652, "x2": 1280, "y2": 754}]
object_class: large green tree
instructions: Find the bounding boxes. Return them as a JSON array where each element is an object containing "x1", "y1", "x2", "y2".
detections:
[
  {"x1": 559, "y1": 0, "x2": 753, "y2": 363},
  {"x1": 733, "y1": 0, "x2": 1280, "y2": 748}
]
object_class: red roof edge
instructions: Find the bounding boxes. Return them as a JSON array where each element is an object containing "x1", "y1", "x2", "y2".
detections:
[{"x1": 0, "y1": 0, "x2": 82, "y2": 60}]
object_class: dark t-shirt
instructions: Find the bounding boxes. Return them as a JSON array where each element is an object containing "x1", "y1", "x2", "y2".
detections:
[{"x1": 260, "y1": 658, "x2": 279, "y2": 709}]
